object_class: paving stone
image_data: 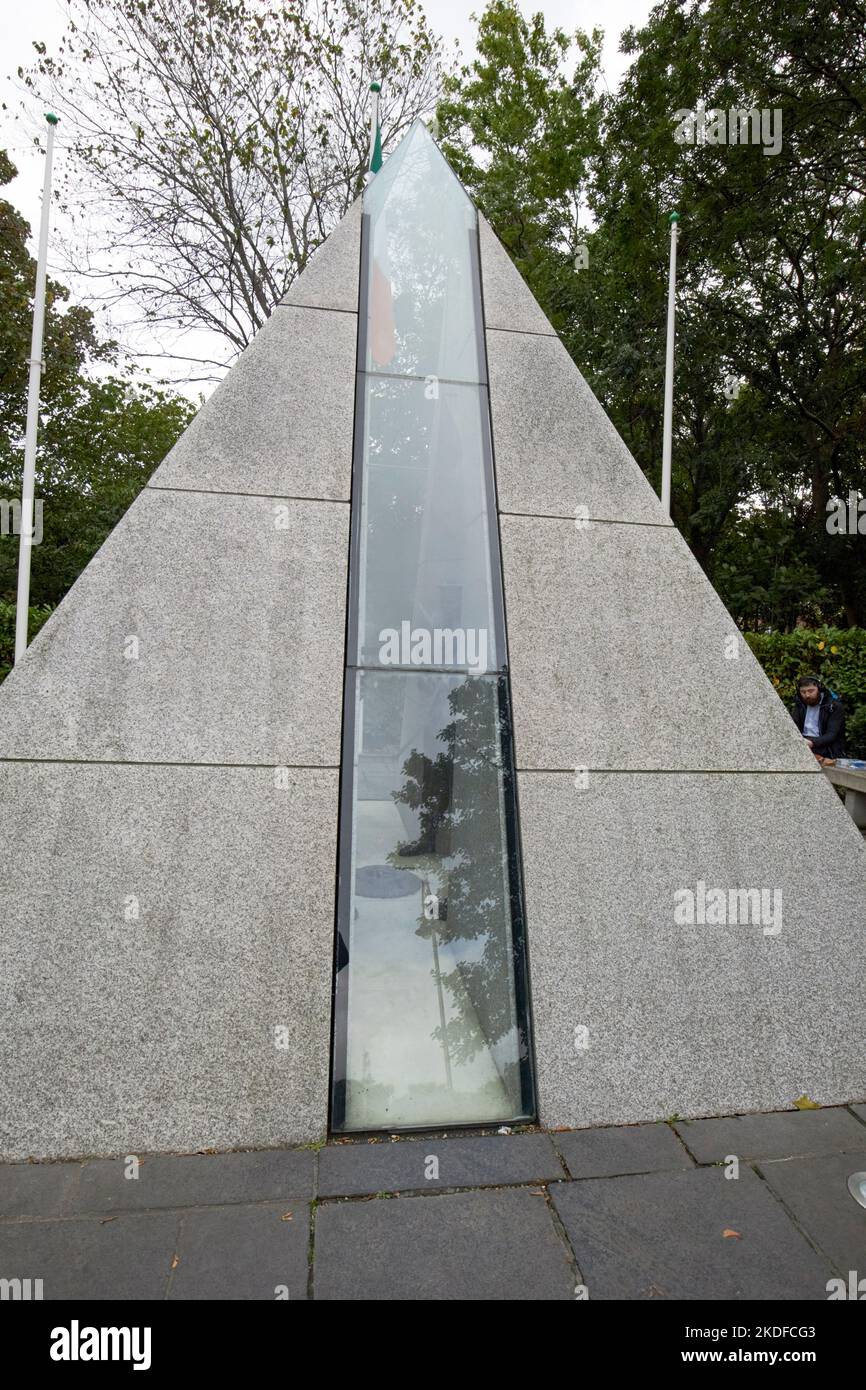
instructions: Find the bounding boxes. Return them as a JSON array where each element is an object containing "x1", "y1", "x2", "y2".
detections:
[
  {"x1": 0, "y1": 1161, "x2": 82, "y2": 1218},
  {"x1": 673, "y1": 1108, "x2": 866, "y2": 1164},
  {"x1": 552, "y1": 1166, "x2": 833, "y2": 1300},
  {"x1": 314, "y1": 1188, "x2": 574, "y2": 1300},
  {"x1": 553, "y1": 1123, "x2": 694, "y2": 1179},
  {"x1": 71, "y1": 1149, "x2": 315, "y2": 1214},
  {"x1": 0, "y1": 1212, "x2": 177, "y2": 1300},
  {"x1": 757, "y1": 1149, "x2": 866, "y2": 1275},
  {"x1": 168, "y1": 1203, "x2": 310, "y2": 1301},
  {"x1": 318, "y1": 1133, "x2": 563, "y2": 1197},
  {"x1": 850, "y1": 1104, "x2": 866, "y2": 1126}
]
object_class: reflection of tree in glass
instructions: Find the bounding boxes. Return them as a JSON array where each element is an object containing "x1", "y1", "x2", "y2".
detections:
[{"x1": 388, "y1": 676, "x2": 526, "y2": 1097}]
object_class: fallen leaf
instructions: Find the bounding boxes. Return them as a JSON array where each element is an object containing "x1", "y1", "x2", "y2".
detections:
[
  {"x1": 722, "y1": 1228, "x2": 742, "y2": 1239},
  {"x1": 280, "y1": 1211, "x2": 293, "y2": 1221},
  {"x1": 793, "y1": 1094, "x2": 820, "y2": 1110},
  {"x1": 170, "y1": 1254, "x2": 180, "y2": 1269}
]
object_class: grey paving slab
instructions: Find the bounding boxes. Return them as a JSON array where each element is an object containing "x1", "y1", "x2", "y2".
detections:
[
  {"x1": 280, "y1": 197, "x2": 361, "y2": 313},
  {"x1": 0, "y1": 490, "x2": 348, "y2": 766},
  {"x1": 314, "y1": 1188, "x2": 574, "y2": 1300},
  {"x1": 168, "y1": 1203, "x2": 310, "y2": 1300},
  {"x1": 71, "y1": 1149, "x2": 314, "y2": 1214},
  {"x1": 757, "y1": 1149, "x2": 866, "y2": 1274},
  {"x1": 0, "y1": 1161, "x2": 82, "y2": 1218},
  {"x1": 673, "y1": 1107, "x2": 866, "y2": 1164},
  {"x1": 487, "y1": 329, "x2": 667, "y2": 525},
  {"x1": 479, "y1": 214, "x2": 556, "y2": 337},
  {"x1": 552, "y1": 1166, "x2": 833, "y2": 1300},
  {"x1": 0, "y1": 763, "x2": 337, "y2": 1160},
  {"x1": 518, "y1": 770, "x2": 866, "y2": 1131},
  {"x1": 0, "y1": 1212, "x2": 177, "y2": 1300},
  {"x1": 148, "y1": 305, "x2": 356, "y2": 501},
  {"x1": 318, "y1": 1133, "x2": 563, "y2": 1197},
  {"x1": 851, "y1": 1104, "x2": 866, "y2": 1125},
  {"x1": 501, "y1": 513, "x2": 825, "y2": 772},
  {"x1": 553, "y1": 1123, "x2": 694, "y2": 1179}
]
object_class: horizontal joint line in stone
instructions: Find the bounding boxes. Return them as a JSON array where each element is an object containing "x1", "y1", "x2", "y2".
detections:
[
  {"x1": 146, "y1": 485, "x2": 350, "y2": 506},
  {"x1": 499, "y1": 510, "x2": 674, "y2": 528},
  {"x1": 315, "y1": 1179, "x2": 557, "y2": 1204},
  {"x1": 273, "y1": 302, "x2": 358, "y2": 317},
  {"x1": 0, "y1": 757, "x2": 341, "y2": 771},
  {"x1": 515, "y1": 766, "x2": 823, "y2": 776},
  {"x1": 485, "y1": 325, "x2": 559, "y2": 339}
]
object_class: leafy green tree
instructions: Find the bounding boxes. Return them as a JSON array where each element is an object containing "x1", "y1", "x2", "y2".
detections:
[{"x1": 0, "y1": 148, "x2": 195, "y2": 623}]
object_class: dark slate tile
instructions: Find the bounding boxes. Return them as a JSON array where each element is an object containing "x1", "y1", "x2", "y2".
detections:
[
  {"x1": 0, "y1": 1212, "x2": 177, "y2": 1299},
  {"x1": 314, "y1": 1188, "x2": 574, "y2": 1300},
  {"x1": 318, "y1": 1133, "x2": 563, "y2": 1197},
  {"x1": 758, "y1": 1149, "x2": 866, "y2": 1275},
  {"x1": 70, "y1": 1148, "x2": 314, "y2": 1214},
  {"x1": 673, "y1": 1107, "x2": 865, "y2": 1164},
  {"x1": 553, "y1": 1123, "x2": 693, "y2": 1178},
  {"x1": 168, "y1": 1202, "x2": 310, "y2": 1301},
  {"x1": 0, "y1": 1161, "x2": 82, "y2": 1218},
  {"x1": 551, "y1": 1166, "x2": 833, "y2": 1300}
]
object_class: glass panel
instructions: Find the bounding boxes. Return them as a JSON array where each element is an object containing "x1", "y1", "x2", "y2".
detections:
[
  {"x1": 336, "y1": 669, "x2": 531, "y2": 1130},
  {"x1": 356, "y1": 375, "x2": 500, "y2": 672},
  {"x1": 364, "y1": 121, "x2": 485, "y2": 384}
]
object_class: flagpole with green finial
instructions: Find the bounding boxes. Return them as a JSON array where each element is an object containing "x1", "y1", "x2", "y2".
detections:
[
  {"x1": 367, "y1": 80, "x2": 382, "y2": 181},
  {"x1": 15, "y1": 112, "x2": 59, "y2": 664},
  {"x1": 661, "y1": 210, "x2": 679, "y2": 519}
]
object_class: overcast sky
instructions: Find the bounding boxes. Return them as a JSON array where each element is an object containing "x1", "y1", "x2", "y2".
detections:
[{"x1": 0, "y1": 0, "x2": 655, "y2": 391}]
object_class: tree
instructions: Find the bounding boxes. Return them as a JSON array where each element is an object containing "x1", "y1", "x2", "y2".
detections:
[
  {"x1": 439, "y1": 0, "x2": 866, "y2": 628},
  {"x1": 22, "y1": 0, "x2": 442, "y2": 367},
  {"x1": 0, "y1": 147, "x2": 195, "y2": 617}
]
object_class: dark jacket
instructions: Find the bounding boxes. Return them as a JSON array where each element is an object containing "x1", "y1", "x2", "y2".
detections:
[{"x1": 791, "y1": 685, "x2": 845, "y2": 758}]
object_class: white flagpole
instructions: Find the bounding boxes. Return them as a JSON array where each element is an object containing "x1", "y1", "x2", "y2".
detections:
[
  {"x1": 661, "y1": 210, "x2": 679, "y2": 518},
  {"x1": 15, "y1": 112, "x2": 59, "y2": 664},
  {"x1": 366, "y1": 80, "x2": 381, "y2": 183}
]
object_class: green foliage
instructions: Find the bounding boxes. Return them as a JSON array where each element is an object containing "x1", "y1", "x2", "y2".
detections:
[
  {"x1": 0, "y1": 147, "x2": 195, "y2": 611},
  {"x1": 0, "y1": 600, "x2": 53, "y2": 683},
  {"x1": 746, "y1": 627, "x2": 866, "y2": 756}
]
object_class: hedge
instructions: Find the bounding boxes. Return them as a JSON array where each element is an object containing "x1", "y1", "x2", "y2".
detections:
[
  {"x1": 0, "y1": 599, "x2": 53, "y2": 684},
  {"x1": 746, "y1": 627, "x2": 866, "y2": 758}
]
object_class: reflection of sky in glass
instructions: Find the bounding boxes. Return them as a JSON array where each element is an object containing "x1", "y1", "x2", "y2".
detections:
[
  {"x1": 364, "y1": 122, "x2": 485, "y2": 384},
  {"x1": 334, "y1": 121, "x2": 533, "y2": 1132}
]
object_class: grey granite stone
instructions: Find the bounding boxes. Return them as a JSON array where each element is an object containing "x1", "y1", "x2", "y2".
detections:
[
  {"x1": 501, "y1": 513, "x2": 826, "y2": 772},
  {"x1": 757, "y1": 1149, "x2": 866, "y2": 1274},
  {"x1": 0, "y1": 490, "x2": 348, "y2": 766},
  {"x1": 553, "y1": 1123, "x2": 694, "y2": 1178},
  {"x1": 280, "y1": 197, "x2": 361, "y2": 313},
  {"x1": 852, "y1": 1104, "x2": 866, "y2": 1125},
  {"x1": 673, "y1": 1107, "x2": 866, "y2": 1164},
  {"x1": 148, "y1": 306, "x2": 356, "y2": 501},
  {"x1": 518, "y1": 770, "x2": 866, "y2": 1131},
  {"x1": 0, "y1": 1212, "x2": 177, "y2": 1299},
  {"x1": 168, "y1": 1203, "x2": 310, "y2": 1300},
  {"x1": 314, "y1": 1188, "x2": 574, "y2": 1299},
  {"x1": 0, "y1": 1161, "x2": 82, "y2": 1217},
  {"x1": 318, "y1": 1133, "x2": 564, "y2": 1197},
  {"x1": 0, "y1": 763, "x2": 337, "y2": 1159},
  {"x1": 479, "y1": 214, "x2": 556, "y2": 337},
  {"x1": 71, "y1": 1149, "x2": 314, "y2": 1214},
  {"x1": 551, "y1": 1166, "x2": 833, "y2": 1299},
  {"x1": 487, "y1": 329, "x2": 668, "y2": 524}
]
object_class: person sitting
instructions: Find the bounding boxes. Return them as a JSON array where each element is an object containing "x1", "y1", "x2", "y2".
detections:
[{"x1": 791, "y1": 675, "x2": 845, "y2": 762}]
